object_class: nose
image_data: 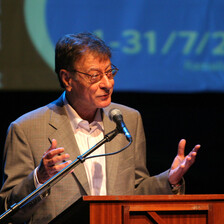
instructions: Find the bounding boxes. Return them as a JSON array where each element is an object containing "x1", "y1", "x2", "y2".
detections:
[{"x1": 99, "y1": 74, "x2": 114, "y2": 90}]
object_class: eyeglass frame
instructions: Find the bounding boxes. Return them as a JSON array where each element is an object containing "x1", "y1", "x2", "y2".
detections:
[{"x1": 68, "y1": 64, "x2": 119, "y2": 84}]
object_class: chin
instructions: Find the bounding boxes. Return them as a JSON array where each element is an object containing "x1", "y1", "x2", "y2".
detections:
[{"x1": 98, "y1": 99, "x2": 111, "y2": 108}]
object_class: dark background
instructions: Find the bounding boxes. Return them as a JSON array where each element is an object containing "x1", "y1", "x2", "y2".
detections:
[{"x1": 0, "y1": 90, "x2": 223, "y2": 194}]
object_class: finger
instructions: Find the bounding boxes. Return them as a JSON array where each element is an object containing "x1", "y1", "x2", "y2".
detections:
[
  {"x1": 192, "y1": 144, "x2": 201, "y2": 153},
  {"x1": 43, "y1": 139, "x2": 58, "y2": 157},
  {"x1": 182, "y1": 156, "x2": 192, "y2": 168},
  {"x1": 187, "y1": 144, "x2": 200, "y2": 160},
  {"x1": 177, "y1": 139, "x2": 186, "y2": 157},
  {"x1": 188, "y1": 151, "x2": 197, "y2": 161},
  {"x1": 53, "y1": 160, "x2": 72, "y2": 173},
  {"x1": 46, "y1": 153, "x2": 70, "y2": 167},
  {"x1": 49, "y1": 139, "x2": 57, "y2": 151},
  {"x1": 45, "y1": 147, "x2": 65, "y2": 159},
  {"x1": 43, "y1": 160, "x2": 72, "y2": 177},
  {"x1": 181, "y1": 153, "x2": 197, "y2": 173}
]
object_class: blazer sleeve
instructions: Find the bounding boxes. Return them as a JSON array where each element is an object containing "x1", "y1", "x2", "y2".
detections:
[{"x1": 0, "y1": 122, "x2": 47, "y2": 223}]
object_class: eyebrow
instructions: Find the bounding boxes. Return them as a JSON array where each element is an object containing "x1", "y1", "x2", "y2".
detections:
[{"x1": 87, "y1": 63, "x2": 112, "y2": 73}]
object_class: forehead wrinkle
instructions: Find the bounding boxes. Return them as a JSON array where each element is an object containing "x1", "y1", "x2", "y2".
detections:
[{"x1": 75, "y1": 53, "x2": 111, "y2": 73}]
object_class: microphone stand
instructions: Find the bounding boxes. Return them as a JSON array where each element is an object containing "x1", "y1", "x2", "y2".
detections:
[{"x1": 0, "y1": 128, "x2": 120, "y2": 223}]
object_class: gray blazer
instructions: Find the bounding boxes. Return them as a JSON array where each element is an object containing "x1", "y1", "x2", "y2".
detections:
[{"x1": 0, "y1": 93, "x2": 177, "y2": 224}]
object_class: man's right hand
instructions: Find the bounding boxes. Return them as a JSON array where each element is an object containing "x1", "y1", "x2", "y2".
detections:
[{"x1": 37, "y1": 139, "x2": 72, "y2": 184}]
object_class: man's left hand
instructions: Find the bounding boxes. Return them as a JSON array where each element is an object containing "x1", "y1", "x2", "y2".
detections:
[{"x1": 168, "y1": 139, "x2": 200, "y2": 185}]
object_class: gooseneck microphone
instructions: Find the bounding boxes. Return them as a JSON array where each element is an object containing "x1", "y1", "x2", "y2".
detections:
[{"x1": 109, "y1": 108, "x2": 132, "y2": 142}]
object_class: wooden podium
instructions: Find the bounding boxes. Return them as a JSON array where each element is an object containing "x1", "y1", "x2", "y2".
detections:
[{"x1": 51, "y1": 194, "x2": 224, "y2": 224}]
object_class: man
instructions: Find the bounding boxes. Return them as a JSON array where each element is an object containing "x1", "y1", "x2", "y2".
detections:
[{"x1": 0, "y1": 32, "x2": 200, "y2": 223}]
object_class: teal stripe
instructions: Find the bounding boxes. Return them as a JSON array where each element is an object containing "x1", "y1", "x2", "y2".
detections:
[{"x1": 24, "y1": 0, "x2": 54, "y2": 70}]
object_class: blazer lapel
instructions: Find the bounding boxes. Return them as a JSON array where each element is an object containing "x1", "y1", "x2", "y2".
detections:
[{"x1": 47, "y1": 94, "x2": 91, "y2": 195}]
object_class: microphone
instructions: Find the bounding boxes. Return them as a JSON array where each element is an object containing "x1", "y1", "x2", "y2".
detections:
[{"x1": 108, "y1": 108, "x2": 132, "y2": 142}]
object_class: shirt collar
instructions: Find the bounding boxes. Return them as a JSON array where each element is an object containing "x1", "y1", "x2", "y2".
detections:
[{"x1": 62, "y1": 92, "x2": 103, "y2": 132}]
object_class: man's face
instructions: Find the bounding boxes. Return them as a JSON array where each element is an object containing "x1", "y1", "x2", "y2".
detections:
[{"x1": 67, "y1": 52, "x2": 114, "y2": 114}]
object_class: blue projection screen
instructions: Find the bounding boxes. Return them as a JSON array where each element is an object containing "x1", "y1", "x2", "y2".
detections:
[{"x1": 1, "y1": 0, "x2": 224, "y2": 92}]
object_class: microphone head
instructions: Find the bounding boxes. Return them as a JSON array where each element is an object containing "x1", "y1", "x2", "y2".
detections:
[
  {"x1": 108, "y1": 108, "x2": 132, "y2": 142},
  {"x1": 108, "y1": 108, "x2": 123, "y2": 122}
]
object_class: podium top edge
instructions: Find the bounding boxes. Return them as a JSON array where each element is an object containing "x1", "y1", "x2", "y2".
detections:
[{"x1": 83, "y1": 194, "x2": 224, "y2": 202}]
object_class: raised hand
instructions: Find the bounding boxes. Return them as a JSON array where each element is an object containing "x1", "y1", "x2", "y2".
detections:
[
  {"x1": 37, "y1": 139, "x2": 72, "y2": 184},
  {"x1": 168, "y1": 139, "x2": 200, "y2": 185}
]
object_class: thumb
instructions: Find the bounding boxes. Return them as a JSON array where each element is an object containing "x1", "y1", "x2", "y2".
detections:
[{"x1": 178, "y1": 139, "x2": 186, "y2": 157}]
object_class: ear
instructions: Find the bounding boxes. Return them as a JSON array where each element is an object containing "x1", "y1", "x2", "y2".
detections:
[{"x1": 60, "y1": 69, "x2": 72, "y2": 91}]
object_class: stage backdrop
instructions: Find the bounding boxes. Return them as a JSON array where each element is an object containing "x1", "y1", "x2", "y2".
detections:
[{"x1": 1, "y1": 0, "x2": 224, "y2": 92}]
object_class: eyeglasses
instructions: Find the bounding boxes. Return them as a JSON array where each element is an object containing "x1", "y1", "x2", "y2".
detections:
[{"x1": 69, "y1": 64, "x2": 118, "y2": 84}]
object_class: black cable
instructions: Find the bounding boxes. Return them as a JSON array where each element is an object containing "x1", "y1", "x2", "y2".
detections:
[{"x1": 82, "y1": 139, "x2": 132, "y2": 161}]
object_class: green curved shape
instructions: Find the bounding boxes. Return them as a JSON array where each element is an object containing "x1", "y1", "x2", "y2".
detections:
[{"x1": 24, "y1": 0, "x2": 54, "y2": 70}]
